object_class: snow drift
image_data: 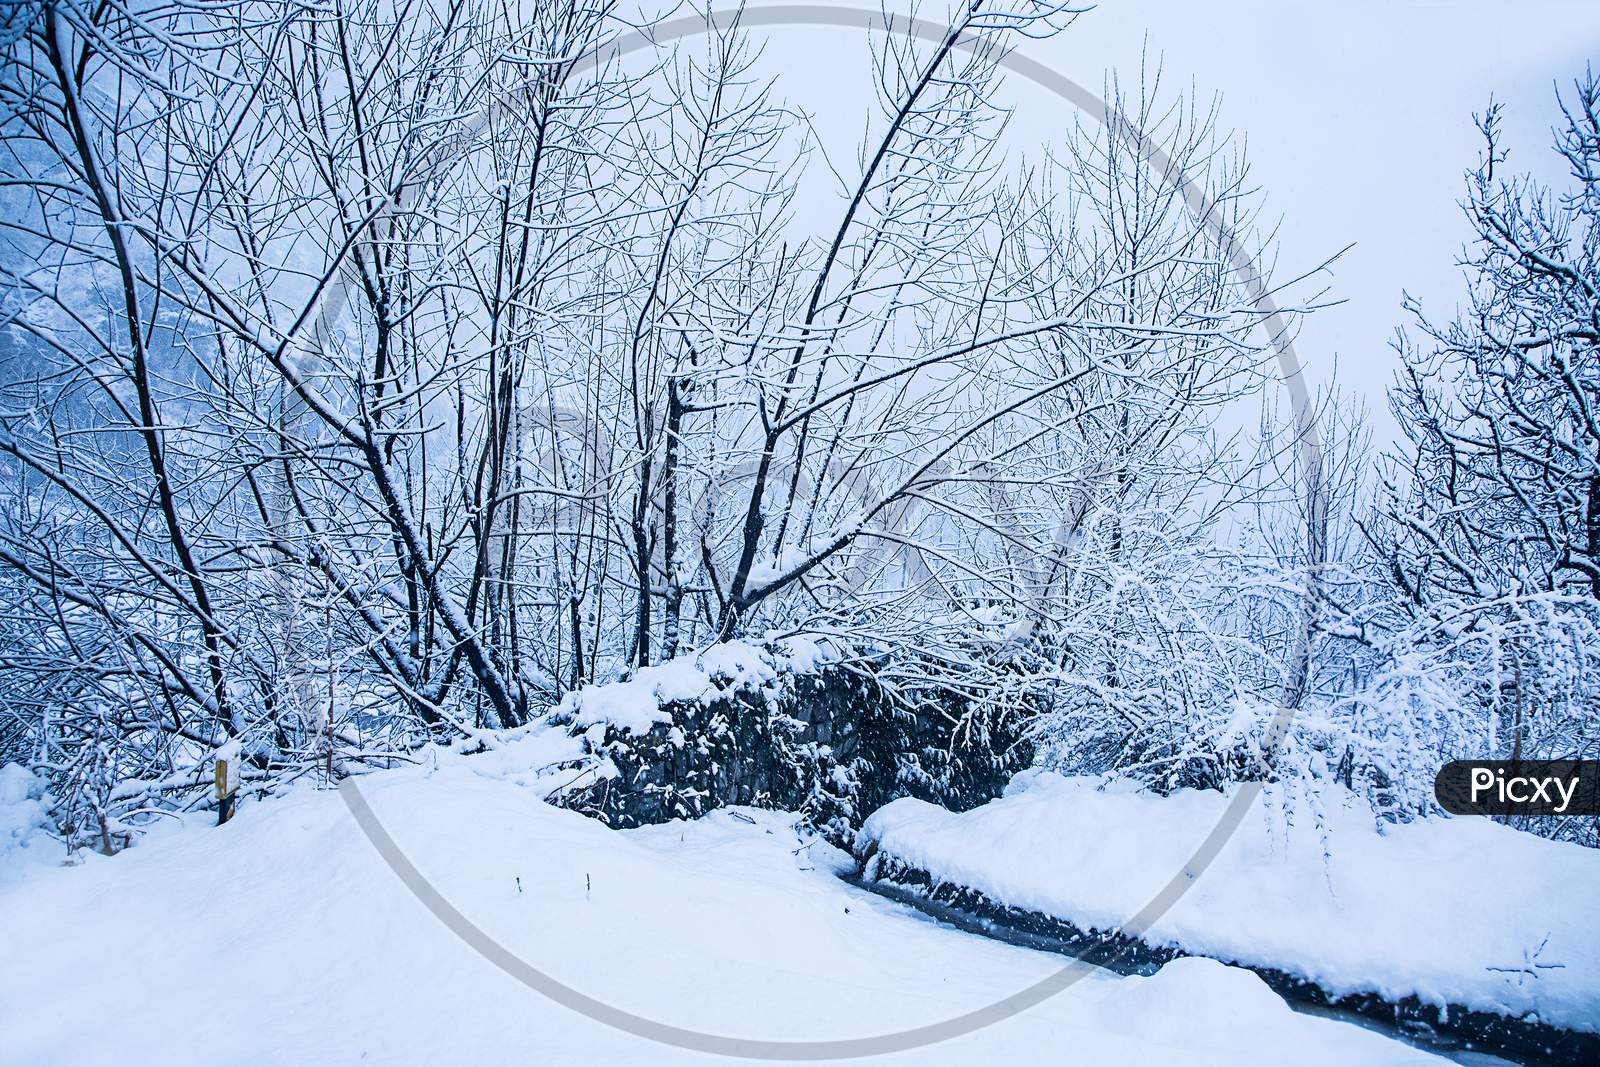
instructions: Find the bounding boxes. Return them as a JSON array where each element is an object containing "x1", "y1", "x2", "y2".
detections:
[{"x1": 0, "y1": 754, "x2": 1439, "y2": 1065}]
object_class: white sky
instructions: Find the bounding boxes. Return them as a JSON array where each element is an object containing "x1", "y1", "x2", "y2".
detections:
[{"x1": 704, "y1": 0, "x2": 1600, "y2": 444}]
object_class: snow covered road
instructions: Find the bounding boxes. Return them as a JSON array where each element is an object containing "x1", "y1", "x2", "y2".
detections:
[{"x1": 0, "y1": 759, "x2": 1444, "y2": 1065}]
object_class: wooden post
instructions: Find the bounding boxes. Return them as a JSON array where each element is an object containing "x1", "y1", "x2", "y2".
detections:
[{"x1": 216, "y1": 757, "x2": 236, "y2": 825}]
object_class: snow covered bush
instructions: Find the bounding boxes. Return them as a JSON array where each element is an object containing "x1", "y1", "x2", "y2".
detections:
[
  {"x1": 1317, "y1": 593, "x2": 1600, "y2": 841},
  {"x1": 1021, "y1": 527, "x2": 1291, "y2": 793},
  {"x1": 0, "y1": 762, "x2": 56, "y2": 876}
]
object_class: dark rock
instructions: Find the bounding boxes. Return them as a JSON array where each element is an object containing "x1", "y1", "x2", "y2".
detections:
[{"x1": 554, "y1": 660, "x2": 1030, "y2": 847}]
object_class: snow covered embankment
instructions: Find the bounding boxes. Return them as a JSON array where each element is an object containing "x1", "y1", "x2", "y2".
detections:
[{"x1": 857, "y1": 771, "x2": 1600, "y2": 1039}]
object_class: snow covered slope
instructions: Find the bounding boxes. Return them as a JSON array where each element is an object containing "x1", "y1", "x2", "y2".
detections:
[
  {"x1": 858, "y1": 771, "x2": 1600, "y2": 1034},
  {"x1": 0, "y1": 756, "x2": 1441, "y2": 1065}
]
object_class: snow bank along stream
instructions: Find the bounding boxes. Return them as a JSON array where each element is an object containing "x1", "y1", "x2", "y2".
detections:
[{"x1": 855, "y1": 770, "x2": 1600, "y2": 1064}]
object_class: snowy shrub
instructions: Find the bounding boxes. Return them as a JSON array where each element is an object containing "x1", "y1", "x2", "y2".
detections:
[
  {"x1": 1002, "y1": 462, "x2": 1336, "y2": 801},
  {"x1": 0, "y1": 762, "x2": 57, "y2": 875},
  {"x1": 1320, "y1": 594, "x2": 1600, "y2": 841}
]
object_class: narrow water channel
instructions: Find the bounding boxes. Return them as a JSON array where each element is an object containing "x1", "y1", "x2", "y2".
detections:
[{"x1": 842, "y1": 873, "x2": 1532, "y2": 1067}]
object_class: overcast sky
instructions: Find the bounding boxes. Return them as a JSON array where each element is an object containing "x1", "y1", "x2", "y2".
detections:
[{"x1": 715, "y1": 0, "x2": 1600, "y2": 444}]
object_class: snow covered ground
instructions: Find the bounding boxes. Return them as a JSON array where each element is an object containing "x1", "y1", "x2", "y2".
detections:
[
  {"x1": 0, "y1": 754, "x2": 1445, "y2": 1065},
  {"x1": 859, "y1": 771, "x2": 1600, "y2": 1034}
]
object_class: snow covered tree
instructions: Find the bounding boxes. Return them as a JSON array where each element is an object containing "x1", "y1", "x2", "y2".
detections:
[
  {"x1": 978, "y1": 70, "x2": 1330, "y2": 791},
  {"x1": 1362, "y1": 71, "x2": 1600, "y2": 840},
  {"x1": 0, "y1": 0, "x2": 1323, "y2": 841}
]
